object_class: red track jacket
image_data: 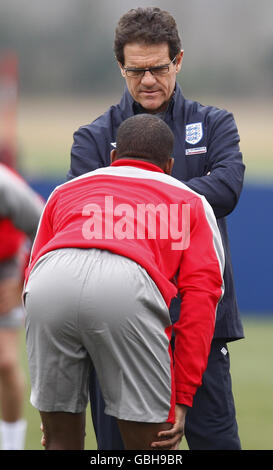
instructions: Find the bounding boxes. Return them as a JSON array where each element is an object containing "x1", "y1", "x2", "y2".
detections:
[{"x1": 25, "y1": 159, "x2": 225, "y2": 408}]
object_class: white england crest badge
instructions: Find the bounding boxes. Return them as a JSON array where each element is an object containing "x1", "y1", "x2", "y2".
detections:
[{"x1": 185, "y1": 122, "x2": 203, "y2": 145}]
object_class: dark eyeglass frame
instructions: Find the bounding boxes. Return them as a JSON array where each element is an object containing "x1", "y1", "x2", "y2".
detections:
[{"x1": 123, "y1": 56, "x2": 177, "y2": 78}]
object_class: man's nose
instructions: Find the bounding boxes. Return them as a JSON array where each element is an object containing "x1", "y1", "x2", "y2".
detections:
[{"x1": 141, "y1": 70, "x2": 157, "y2": 86}]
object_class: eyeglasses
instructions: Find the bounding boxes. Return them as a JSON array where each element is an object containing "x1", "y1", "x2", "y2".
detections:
[{"x1": 123, "y1": 56, "x2": 177, "y2": 78}]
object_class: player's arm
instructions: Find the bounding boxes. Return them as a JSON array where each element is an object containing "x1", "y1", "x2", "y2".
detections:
[
  {"x1": 186, "y1": 110, "x2": 245, "y2": 218},
  {"x1": 151, "y1": 196, "x2": 224, "y2": 449},
  {"x1": 173, "y1": 196, "x2": 224, "y2": 407},
  {"x1": 0, "y1": 165, "x2": 44, "y2": 240}
]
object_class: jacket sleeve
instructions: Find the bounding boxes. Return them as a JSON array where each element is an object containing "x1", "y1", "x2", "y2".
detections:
[
  {"x1": 174, "y1": 196, "x2": 225, "y2": 407},
  {"x1": 67, "y1": 125, "x2": 107, "y2": 180},
  {"x1": 186, "y1": 110, "x2": 245, "y2": 218}
]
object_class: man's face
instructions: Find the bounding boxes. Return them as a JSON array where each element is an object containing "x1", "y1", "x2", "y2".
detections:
[{"x1": 119, "y1": 42, "x2": 183, "y2": 113}]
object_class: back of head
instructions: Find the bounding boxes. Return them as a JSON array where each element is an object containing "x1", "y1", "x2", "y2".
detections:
[
  {"x1": 116, "y1": 114, "x2": 174, "y2": 168},
  {"x1": 114, "y1": 7, "x2": 182, "y2": 65}
]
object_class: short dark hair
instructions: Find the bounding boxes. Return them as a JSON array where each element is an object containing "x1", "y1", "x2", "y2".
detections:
[
  {"x1": 116, "y1": 114, "x2": 174, "y2": 167},
  {"x1": 114, "y1": 7, "x2": 182, "y2": 66}
]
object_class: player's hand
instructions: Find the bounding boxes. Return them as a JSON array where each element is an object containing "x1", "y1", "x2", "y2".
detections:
[
  {"x1": 0, "y1": 278, "x2": 23, "y2": 315},
  {"x1": 40, "y1": 422, "x2": 46, "y2": 447},
  {"x1": 150, "y1": 404, "x2": 187, "y2": 450}
]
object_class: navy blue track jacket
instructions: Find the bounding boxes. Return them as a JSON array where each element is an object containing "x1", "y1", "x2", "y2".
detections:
[{"x1": 68, "y1": 83, "x2": 245, "y2": 341}]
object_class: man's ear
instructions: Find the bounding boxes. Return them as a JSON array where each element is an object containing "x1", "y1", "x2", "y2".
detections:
[
  {"x1": 164, "y1": 157, "x2": 174, "y2": 175},
  {"x1": 175, "y1": 50, "x2": 184, "y2": 74},
  {"x1": 110, "y1": 149, "x2": 117, "y2": 163}
]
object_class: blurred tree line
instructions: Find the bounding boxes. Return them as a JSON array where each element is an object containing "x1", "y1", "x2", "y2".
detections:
[{"x1": 0, "y1": 0, "x2": 273, "y2": 98}]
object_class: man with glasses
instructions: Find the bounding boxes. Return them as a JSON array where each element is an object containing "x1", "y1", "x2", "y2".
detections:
[{"x1": 66, "y1": 7, "x2": 245, "y2": 450}]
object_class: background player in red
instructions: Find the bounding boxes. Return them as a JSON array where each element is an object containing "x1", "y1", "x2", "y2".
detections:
[{"x1": 0, "y1": 162, "x2": 43, "y2": 449}]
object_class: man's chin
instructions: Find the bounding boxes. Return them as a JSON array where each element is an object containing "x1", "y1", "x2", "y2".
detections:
[{"x1": 139, "y1": 99, "x2": 167, "y2": 114}]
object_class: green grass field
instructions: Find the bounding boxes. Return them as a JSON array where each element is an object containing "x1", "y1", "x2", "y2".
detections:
[{"x1": 19, "y1": 317, "x2": 273, "y2": 450}]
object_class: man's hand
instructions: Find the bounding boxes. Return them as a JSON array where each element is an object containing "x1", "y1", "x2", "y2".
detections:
[
  {"x1": 0, "y1": 278, "x2": 23, "y2": 315},
  {"x1": 150, "y1": 404, "x2": 188, "y2": 450},
  {"x1": 40, "y1": 422, "x2": 46, "y2": 447}
]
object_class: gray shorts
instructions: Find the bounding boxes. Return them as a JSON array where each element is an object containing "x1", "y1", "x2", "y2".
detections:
[
  {"x1": 24, "y1": 248, "x2": 174, "y2": 423},
  {"x1": 0, "y1": 257, "x2": 24, "y2": 329}
]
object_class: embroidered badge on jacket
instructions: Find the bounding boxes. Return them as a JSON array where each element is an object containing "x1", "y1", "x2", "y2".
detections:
[{"x1": 185, "y1": 122, "x2": 203, "y2": 145}]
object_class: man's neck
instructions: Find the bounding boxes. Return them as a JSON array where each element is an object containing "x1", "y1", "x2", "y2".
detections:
[{"x1": 111, "y1": 158, "x2": 165, "y2": 174}]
